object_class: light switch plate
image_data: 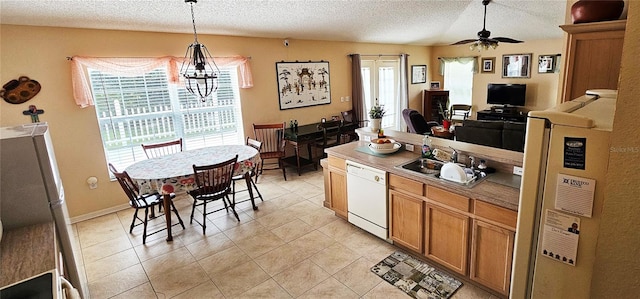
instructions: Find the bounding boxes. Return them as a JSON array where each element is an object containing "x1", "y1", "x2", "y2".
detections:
[{"x1": 513, "y1": 166, "x2": 523, "y2": 176}]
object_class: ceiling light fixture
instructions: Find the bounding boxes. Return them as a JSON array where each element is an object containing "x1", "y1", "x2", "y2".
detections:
[
  {"x1": 452, "y1": 0, "x2": 522, "y2": 51},
  {"x1": 180, "y1": 0, "x2": 220, "y2": 101},
  {"x1": 469, "y1": 40, "x2": 498, "y2": 51}
]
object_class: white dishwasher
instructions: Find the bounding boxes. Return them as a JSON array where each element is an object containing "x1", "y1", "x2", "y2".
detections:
[{"x1": 345, "y1": 160, "x2": 388, "y2": 240}]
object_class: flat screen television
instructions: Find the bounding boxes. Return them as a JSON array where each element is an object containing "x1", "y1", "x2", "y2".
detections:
[{"x1": 487, "y1": 83, "x2": 526, "y2": 106}]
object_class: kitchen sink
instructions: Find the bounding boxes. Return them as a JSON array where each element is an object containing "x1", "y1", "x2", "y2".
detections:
[
  {"x1": 0, "y1": 271, "x2": 57, "y2": 299},
  {"x1": 395, "y1": 158, "x2": 491, "y2": 188}
]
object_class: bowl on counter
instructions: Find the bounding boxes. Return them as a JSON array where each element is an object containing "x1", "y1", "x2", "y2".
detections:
[
  {"x1": 369, "y1": 138, "x2": 397, "y2": 150},
  {"x1": 368, "y1": 142, "x2": 401, "y2": 154}
]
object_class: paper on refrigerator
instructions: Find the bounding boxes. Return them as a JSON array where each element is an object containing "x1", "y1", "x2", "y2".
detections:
[
  {"x1": 540, "y1": 209, "x2": 580, "y2": 266},
  {"x1": 555, "y1": 174, "x2": 596, "y2": 217}
]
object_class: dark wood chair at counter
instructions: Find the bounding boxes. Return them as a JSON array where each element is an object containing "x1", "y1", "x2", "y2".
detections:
[
  {"x1": 341, "y1": 110, "x2": 368, "y2": 142},
  {"x1": 108, "y1": 163, "x2": 185, "y2": 244},
  {"x1": 314, "y1": 120, "x2": 344, "y2": 159}
]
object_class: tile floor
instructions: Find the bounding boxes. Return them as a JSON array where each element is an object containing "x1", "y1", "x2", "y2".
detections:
[{"x1": 73, "y1": 168, "x2": 499, "y2": 299}]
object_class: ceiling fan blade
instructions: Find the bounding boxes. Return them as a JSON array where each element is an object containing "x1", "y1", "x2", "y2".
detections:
[
  {"x1": 493, "y1": 37, "x2": 523, "y2": 43},
  {"x1": 451, "y1": 39, "x2": 478, "y2": 45}
]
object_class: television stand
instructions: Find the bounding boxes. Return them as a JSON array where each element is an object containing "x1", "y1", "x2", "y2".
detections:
[{"x1": 477, "y1": 106, "x2": 527, "y2": 122}]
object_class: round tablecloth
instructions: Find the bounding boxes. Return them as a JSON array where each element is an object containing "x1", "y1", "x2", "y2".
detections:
[{"x1": 125, "y1": 145, "x2": 260, "y2": 194}]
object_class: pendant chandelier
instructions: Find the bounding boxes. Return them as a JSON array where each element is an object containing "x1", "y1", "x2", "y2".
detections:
[{"x1": 180, "y1": 0, "x2": 220, "y2": 101}]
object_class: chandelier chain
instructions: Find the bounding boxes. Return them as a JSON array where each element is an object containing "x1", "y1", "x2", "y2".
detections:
[{"x1": 190, "y1": 1, "x2": 198, "y2": 43}]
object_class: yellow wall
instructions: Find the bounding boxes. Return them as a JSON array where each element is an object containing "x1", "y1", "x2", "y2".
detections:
[
  {"x1": 430, "y1": 39, "x2": 564, "y2": 116},
  {"x1": 591, "y1": 0, "x2": 640, "y2": 296},
  {"x1": 0, "y1": 25, "x2": 433, "y2": 218}
]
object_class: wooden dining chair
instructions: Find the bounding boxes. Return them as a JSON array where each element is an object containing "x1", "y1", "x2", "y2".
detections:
[
  {"x1": 449, "y1": 104, "x2": 472, "y2": 125},
  {"x1": 188, "y1": 155, "x2": 239, "y2": 234},
  {"x1": 108, "y1": 163, "x2": 185, "y2": 244},
  {"x1": 253, "y1": 123, "x2": 287, "y2": 182},
  {"x1": 141, "y1": 138, "x2": 183, "y2": 159},
  {"x1": 232, "y1": 138, "x2": 264, "y2": 206}
]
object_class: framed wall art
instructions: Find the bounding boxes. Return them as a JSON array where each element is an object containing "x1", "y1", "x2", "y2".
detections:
[
  {"x1": 481, "y1": 57, "x2": 496, "y2": 74},
  {"x1": 502, "y1": 53, "x2": 532, "y2": 78},
  {"x1": 538, "y1": 54, "x2": 561, "y2": 73},
  {"x1": 411, "y1": 65, "x2": 427, "y2": 84},
  {"x1": 276, "y1": 61, "x2": 331, "y2": 110}
]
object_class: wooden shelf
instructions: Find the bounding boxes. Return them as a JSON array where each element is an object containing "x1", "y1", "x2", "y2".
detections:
[{"x1": 560, "y1": 20, "x2": 626, "y2": 102}]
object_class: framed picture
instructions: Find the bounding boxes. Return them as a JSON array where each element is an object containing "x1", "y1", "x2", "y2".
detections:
[
  {"x1": 430, "y1": 81, "x2": 441, "y2": 90},
  {"x1": 481, "y1": 57, "x2": 496, "y2": 73},
  {"x1": 538, "y1": 54, "x2": 560, "y2": 73},
  {"x1": 276, "y1": 61, "x2": 331, "y2": 110},
  {"x1": 502, "y1": 53, "x2": 532, "y2": 78},
  {"x1": 411, "y1": 65, "x2": 427, "y2": 84}
]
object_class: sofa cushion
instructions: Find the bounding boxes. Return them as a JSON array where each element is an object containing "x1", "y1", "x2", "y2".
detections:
[
  {"x1": 455, "y1": 120, "x2": 504, "y2": 148},
  {"x1": 502, "y1": 121, "x2": 526, "y2": 152}
]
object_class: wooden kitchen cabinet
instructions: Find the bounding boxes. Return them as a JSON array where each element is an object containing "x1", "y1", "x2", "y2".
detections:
[
  {"x1": 389, "y1": 189, "x2": 424, "y2": 253},
  {"x1": 422, "y1": 89, "x2": 449, "y2": 123},
  {"x1": 470, "y1": 200, "x2": 517, "y2": 296},
  {"x1": 470, "y1": 220, "x2": 515, "y2": 296},
  {"x1": 424, "y1": 186, "x2": 470, "y2": 275},
  {"x1": 560, "y1": 20, "x2": 626, "y2": 102},
  {"x1": 327, "y1": 156, "x2": 348, "y2": 218}
]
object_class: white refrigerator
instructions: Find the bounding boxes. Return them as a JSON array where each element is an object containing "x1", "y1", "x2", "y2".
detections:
[
  {"x1": 509, "y1": 90, "x2": 616, "y2": 298},
  {"x1": 0, "y1": 123, "x2": 88, "y2": 298}
]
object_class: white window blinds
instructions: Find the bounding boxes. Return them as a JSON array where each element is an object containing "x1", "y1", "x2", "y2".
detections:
[{"x1": 89, "y1": 67, "x2": 244, "y2": 172}]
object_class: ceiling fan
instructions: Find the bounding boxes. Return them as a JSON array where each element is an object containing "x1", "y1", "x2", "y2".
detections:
[{"x1": 452, "y1": 0, "x2": 522, "y2": 50}]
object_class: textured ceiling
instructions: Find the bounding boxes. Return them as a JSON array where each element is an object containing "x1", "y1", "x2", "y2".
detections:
[{"x1": 0, "y1": 0, "x2": 568, "y2": 46}]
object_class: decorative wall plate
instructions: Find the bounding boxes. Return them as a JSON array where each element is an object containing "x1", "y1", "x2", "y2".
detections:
[{"x1": 1, "y1": 76, "x2": 42, "y2": 104}]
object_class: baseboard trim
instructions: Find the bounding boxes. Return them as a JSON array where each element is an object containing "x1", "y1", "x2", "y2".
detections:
[{"x1": 69, "y1": 204, "x2": 130, "y2": 224}]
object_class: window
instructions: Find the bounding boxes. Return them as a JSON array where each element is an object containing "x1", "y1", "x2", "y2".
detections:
[
  {"x1": 361, "y1": 59, "x2": 400, "y2": 130},
  {"x1": 89, "y1": 67, "x2": 244, "y2": 172},
  {"x1": 443, "y1": 60, "x2": 474, "y2": 106}
]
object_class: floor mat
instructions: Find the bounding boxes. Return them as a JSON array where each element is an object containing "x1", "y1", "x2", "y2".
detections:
[{"x1": 371, "y1": 251, "x2": 462, "y2": 299}]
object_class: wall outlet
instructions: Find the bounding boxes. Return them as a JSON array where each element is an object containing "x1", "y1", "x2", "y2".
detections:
[
  {"x1": 363, "y1": 135, "x2": 371, "y2": 141},
  {"x1": 345, "y1": 96, "x2": 350, "y2": 101},
  {"x1": 513, "y1": 166, "x2": 524, "y2": 176},
  {"x1": 340, "y1": 97, "x2": 345, "y2": 102},
  {"x1": 405, "y1": 144, "x2": 414, "y2": 152}
]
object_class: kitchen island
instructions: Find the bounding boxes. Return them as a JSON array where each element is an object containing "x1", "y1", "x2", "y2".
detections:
[{"x1": 322, "y1": 129, "x2": 523, "y2": 297}]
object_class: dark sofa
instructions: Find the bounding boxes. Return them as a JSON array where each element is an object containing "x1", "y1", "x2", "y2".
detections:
[{"x1": 455, "y1": 120, "x2": 526, "y2": 152}]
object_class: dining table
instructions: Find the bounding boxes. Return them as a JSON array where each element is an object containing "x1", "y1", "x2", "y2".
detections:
[{"x1": 124, "y1": 145, "x2": 261, "y2": 241}]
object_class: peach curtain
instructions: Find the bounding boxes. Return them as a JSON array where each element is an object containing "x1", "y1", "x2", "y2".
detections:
[{"x1": 70, "y1": 55, "x2": 253, "y2": 108}]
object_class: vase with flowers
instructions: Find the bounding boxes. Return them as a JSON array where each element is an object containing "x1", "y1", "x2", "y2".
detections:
[
  {"x1": 369, "y1": 99, "x2": 386, "y2": 132},
  {"x1": 438, "y1": 101, "x2": 452, "y2": 130}
]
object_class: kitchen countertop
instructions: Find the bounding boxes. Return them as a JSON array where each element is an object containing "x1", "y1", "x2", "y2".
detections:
[
  {"x1": 0, "y1": 222, "x2": 57, "y2": 287},
  {"x1": 325, "y1": 141, "x2": 520, "y2": 211}
]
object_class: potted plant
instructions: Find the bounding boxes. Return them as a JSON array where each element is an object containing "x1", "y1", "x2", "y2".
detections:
[
  {"x1": 369, "y1": 99, "x2": 386, "y2": 132},
  {"x1": 438, "y1": 101, "x2": 452, "y2": 130}
]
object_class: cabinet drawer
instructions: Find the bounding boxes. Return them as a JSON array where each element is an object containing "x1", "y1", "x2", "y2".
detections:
[
  {"x1": 474, "y1": 200, "x2": 517, "y2": 229},
  {"x1": 426, "y1": 186, "x2": 470, "y2": 212},
  {"x1": 328, "y1": 156, "x2": 345, "y2": 171},
  {"x1": 389, "y1": 174, "x2": 423, "y2": 196}
]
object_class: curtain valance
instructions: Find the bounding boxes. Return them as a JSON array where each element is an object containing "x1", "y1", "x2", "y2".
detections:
[
  {"x1": 70, "y1": 55, "x2": 253, "y2": 108},
  {"x1": 438, "y1": 57, "x2": 479, "y2": 76}
]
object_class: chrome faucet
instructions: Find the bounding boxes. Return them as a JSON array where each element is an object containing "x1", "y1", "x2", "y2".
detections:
[{"x1": 449, "y1": 147, "x2": 458, "y2": 163}]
